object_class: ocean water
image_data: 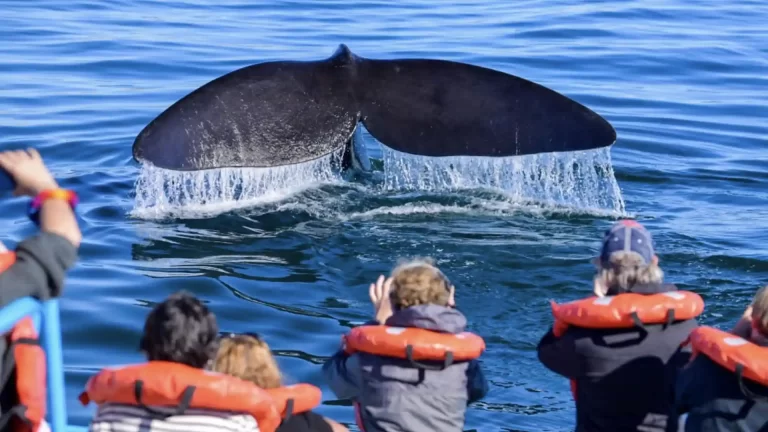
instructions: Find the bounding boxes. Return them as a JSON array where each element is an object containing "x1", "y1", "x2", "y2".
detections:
[{"x1": 1, "y1": 1, "x2": 767, "y2": 430}]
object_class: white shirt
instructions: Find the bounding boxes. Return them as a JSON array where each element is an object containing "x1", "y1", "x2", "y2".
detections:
[{"x1": 88, "y1": 403, "x2": 260, "y2": 432}]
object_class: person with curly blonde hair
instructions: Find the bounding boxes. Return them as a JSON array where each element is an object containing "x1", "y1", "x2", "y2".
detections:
[
  {"x1": 213, "y1": 334, "x2": 348, "y2": 432},
  {"x1": 322, "y1": 258, "x2": 488, "y2": 432}
]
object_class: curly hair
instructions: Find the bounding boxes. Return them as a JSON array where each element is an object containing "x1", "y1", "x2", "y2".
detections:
[
  {"x1": 389, "y1": 257, "x2": 453, "y2": 309},
  {"x1": 595, "y1": 251, "x2": 664, "y2": 295},
  {"x1": 213, "y1": 334, "x2": 283, "y2": 389},
  {"x1": 139, "y1": 291, "x2": 219, "y2": 369}
]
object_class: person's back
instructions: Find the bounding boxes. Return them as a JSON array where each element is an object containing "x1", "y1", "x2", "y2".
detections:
[
  {"x1": 322, "y1": 259, "x2": 489, "y2": 432},
  {"x1": 90, "y1": 403, "x2": 260, "y2": 432},
  {"x1": 350, "y1": 304, "x2": 485, "y2": 432},
  {"x1": 83, "y1": 292, "x2": 275, "y2": 432},
  {"x1": 537, "y1": 220, "x2": 700, "y2": 432},
  {"x1": 544, "y1": 303, "x2": 696, "y2": 431},
  {"x1": 675, "y1": 286, "x2": 768, "y2": 432}
]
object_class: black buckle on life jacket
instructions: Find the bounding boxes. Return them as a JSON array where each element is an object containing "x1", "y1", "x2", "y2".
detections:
[
  {"x1": 134, "y1": 380, "x2": 196, "y2": 419},
  {"x1": 405, "y1": 345, "x2": 455, "y2": 371}
]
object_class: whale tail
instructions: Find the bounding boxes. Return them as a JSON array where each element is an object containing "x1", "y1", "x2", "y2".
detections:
[{"x1": 132, "y1": 44, "x2": 616, "y2": 171}]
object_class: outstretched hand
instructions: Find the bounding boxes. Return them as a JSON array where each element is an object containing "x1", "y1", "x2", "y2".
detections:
[
  {"x1": 369, "y1": 275, "x2": 394, "y2": 324},
  {"x1": 0, "y1": 149, "x2": 59, "y2": 197}
]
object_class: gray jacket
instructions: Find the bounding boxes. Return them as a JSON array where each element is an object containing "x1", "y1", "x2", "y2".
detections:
[{"x1": 322, "y1": 304, "x2": 489, "y2": 432}]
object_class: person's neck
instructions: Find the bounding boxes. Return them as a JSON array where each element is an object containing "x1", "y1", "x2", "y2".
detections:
[{"x1": 607, "y1": 281, "x2": 673, "y2": 296}]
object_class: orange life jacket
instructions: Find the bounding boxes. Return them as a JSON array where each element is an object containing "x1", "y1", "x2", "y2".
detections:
[
  {"x1": 343, "y1": 325, "x2": 485, "y2": 369},
  {"x1": 0, "y1": 251, "x2": 47, "y2": 432},
  {"x1": 343, "y1": 325, "x2": 486, "y2": 432},
  {"x1": 0, "y1": 252, "x2": 15, "y2": 273},
  {"x1": 265, "y1": 383, "x2": 322, "y2": 420},
  {"x1": 550, "y1": 291, "x2": 704, "y2": 337},
  {"x1": 687, "y1": 326, "x2": 768, "y2": 393},
  {"x1": 78, "y1": 361, "x2": 283, "y2": 432},
  {"x1": 550, "y1": 290, "x2": 704, "y2": 401}
]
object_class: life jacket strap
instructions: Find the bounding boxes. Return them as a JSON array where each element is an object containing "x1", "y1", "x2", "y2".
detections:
[
  {"x1": 0, "y1": 337, "x2": 39, "y2": 390},
  {"x1": 404, "y1": 345, "x2": 455, "y2": 371},
  {"x1": 283, "y1": 399, "x2": 295, "y2": 424},
  {"x1": 629, "y1": 310, "x2": 677, "y2": 330},
  {"x1": 666, "y1": 309, "x2": 676, "y2": 327},
  {"x1": 0, "y1": 404, "x2": 32, "y2": 431},
  {"x1": 133, "y1": 381, "x2": 196, "y2": 419},
  {"x1": 629, "y1": 312, "x2": 646, "y2": 330}
]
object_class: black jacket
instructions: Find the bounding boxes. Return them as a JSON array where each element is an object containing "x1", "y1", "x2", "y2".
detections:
[
  {"x1": 277, "y1": 411, "x2": 333, "y2": 432},
  {"x1": 537, "y1": 283, "x2": 698, "y2": 432},
  {"x1": 675, "y1": 353, "x2": 768, "y2": 432}
]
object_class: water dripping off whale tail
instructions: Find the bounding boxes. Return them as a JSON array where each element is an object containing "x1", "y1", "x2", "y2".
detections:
[{"x1": 132, "y1": 44, "x2": 617, "y2": 171}]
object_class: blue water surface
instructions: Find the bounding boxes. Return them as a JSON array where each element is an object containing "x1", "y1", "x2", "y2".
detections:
[{"x1": 1, "y1": 1, "x2": 767, "y2": 430}]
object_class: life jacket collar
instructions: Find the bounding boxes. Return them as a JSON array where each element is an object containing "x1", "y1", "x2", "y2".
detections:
[
  {"x1": 551, "y1": 290, "x2": 704, "y2": 337},
  {"x1": 79, "y1": 361, "x2": 283, "y2": 432},
  {"x1": 688, "y1": 326, "x2": 768, "y2": 400},
  {"x1": 343, "y1": 325, "x2": 485, "y2": 371}
]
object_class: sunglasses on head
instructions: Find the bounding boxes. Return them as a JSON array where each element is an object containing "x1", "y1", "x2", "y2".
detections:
[{"x1": 220, "y1": 331, "x2": 262, "y2": 341}]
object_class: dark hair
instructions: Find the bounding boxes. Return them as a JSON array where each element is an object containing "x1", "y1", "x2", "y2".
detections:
[{"x1": 139, "y1": 291, "x2": 219, "y2": 368}]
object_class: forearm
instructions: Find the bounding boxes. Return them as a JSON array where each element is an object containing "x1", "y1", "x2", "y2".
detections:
[{"x1": 39, "y1": 196, "x2": 81, "y2": 248}]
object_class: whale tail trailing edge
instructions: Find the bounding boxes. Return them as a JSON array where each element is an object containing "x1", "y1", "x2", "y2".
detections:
[{"x1": 132, "y1": 44, "x2": 617, "y2": 171}]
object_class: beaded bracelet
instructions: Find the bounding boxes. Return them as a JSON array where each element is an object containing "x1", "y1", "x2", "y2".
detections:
[{"x1": 27, "y1": 188, "x2": 79, "y2": 226}]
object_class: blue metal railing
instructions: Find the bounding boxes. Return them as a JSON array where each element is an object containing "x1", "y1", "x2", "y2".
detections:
[{"x1": 0, "y1": 297, "x2": 85, "y2": 432}]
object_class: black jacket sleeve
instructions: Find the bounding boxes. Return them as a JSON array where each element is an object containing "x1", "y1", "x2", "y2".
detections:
[
  {"x1": 674, "y1": 356, "x2": 701, "y2": 415},
  {"x1": 536, "y1": 327, "x2": 584, "y2": 379},
  {"x1": 0, "y1": 232, "x2": 78, "y2": 307},
  {"x1": 466, "y1": 359, "x2": 489, "y2": 404}
]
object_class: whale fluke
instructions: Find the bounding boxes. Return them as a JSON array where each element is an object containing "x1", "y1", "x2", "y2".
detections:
[{"x1": 132, "y1": 44, "x2": 616, "y2": 171}]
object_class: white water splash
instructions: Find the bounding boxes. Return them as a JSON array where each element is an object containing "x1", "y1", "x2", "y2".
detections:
[
  {"x1": 130, "y1": 144, "x2": 626, "y2": 220},
  {"x1": 381, "y1": 147, "x2": 625, "y2": 214},
  {"x1": 130, "y1": 147, "x2": 346, "y2": 220}
]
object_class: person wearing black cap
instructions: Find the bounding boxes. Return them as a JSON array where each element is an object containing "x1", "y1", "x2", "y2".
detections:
[
  {"x1": 674, "y1": 285, "x2": 768, "y2": 431},
  {"x1": 536, "y1": 220, "x2": 699, "y2": 432}
]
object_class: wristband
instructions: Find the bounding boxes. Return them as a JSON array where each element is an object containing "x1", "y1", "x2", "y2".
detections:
[{"x1": 27, "y1": 189, "x2": 79, "y2": 226}]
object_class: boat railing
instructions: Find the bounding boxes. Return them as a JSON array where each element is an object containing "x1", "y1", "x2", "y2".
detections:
[{"x1": 0, "y1": 297, "x2": 86, "y2": 432}]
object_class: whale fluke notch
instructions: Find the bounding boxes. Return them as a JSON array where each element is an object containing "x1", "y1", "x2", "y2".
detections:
[{"x1": 132, "y1": 44, "x2": 616, "y2": 171}]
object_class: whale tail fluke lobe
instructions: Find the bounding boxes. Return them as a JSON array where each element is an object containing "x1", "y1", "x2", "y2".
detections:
[{"x1": 132, "y1": 44, "x2": 616, "y2": 171}]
